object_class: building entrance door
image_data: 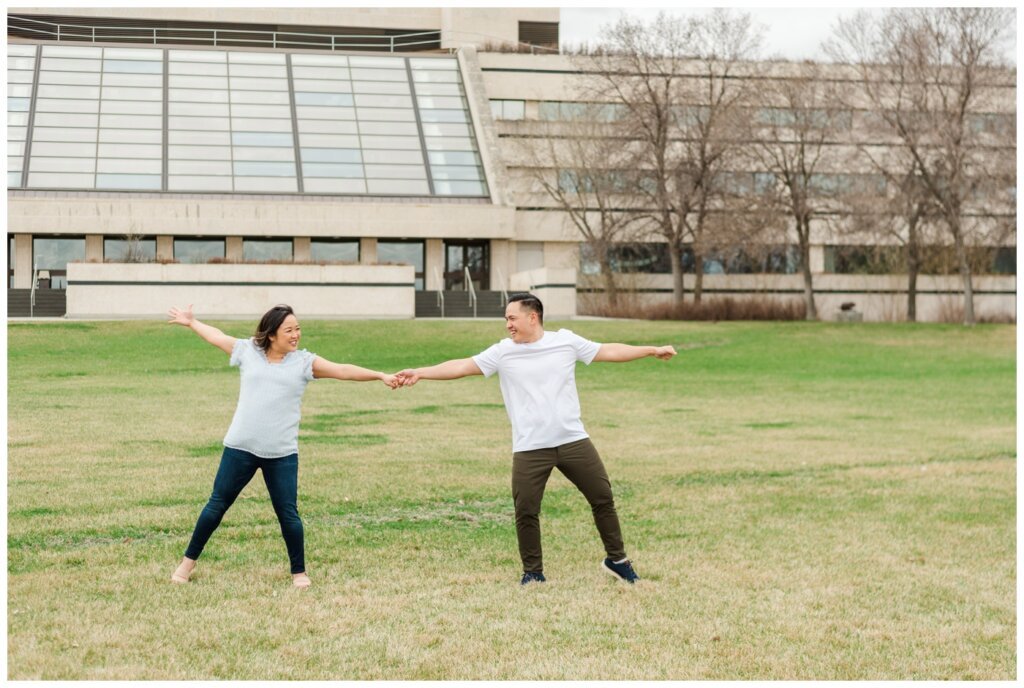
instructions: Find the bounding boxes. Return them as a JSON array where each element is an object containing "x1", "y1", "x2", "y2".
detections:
[{"x1": 444, "y1": 240, "x2": 489, "y2": 291}]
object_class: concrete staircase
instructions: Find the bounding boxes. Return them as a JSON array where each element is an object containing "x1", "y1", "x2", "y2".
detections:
[
  {"x1": 8, "y1": 289, "x2": 67, "y2": 317},
  {"x1": 415, "y1": 290, "x2": 506, "y2": 318}
]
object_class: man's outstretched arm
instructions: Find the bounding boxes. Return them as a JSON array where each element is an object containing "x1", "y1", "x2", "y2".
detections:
[
  {"x1": 396, "y1": 358, "x2": 483, "y2": 386},
  {"x1": 593, "y1": 344, "x2": 677, "y2": 363}
]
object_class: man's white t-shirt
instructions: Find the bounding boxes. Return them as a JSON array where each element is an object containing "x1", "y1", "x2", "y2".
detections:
[{"x1": 473, "y1": 329, "x2": 602, "y2": 453}]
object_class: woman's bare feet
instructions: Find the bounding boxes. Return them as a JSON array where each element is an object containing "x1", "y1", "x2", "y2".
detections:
[
  {"x1": 292, "y1": 572, "x2": 311, "y2": 589},
  {"x1": 171, "y1": 557, "x2": 196, "y2": 584}
]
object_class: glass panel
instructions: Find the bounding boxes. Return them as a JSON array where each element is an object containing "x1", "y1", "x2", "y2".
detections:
[
  {"x1": 35, "y1": 98, "x2": 100, "y2": 113},
  {"x1": 102, "y1": 100, "x2": 163, "y2": 115},
  {"x1": 295, "y1": 105, "x2": 356, "y2": 120},
  {"x1": 417, "y1": 96, "x2": 466, "y2": 109},
  {"x1": 168, "y1": 130, "x2": 231, "y2": 145},
  {"x1": 295, "y1": 92, "x2": 354, "y2": 106},
  {"x1": 169, "y1": 160, "x2": 233, "y2": 175},
  {"x1": 169, "y1": 75, "x2": 228, "y2": 89},
  {"x1": 96, "y1": 174, "x2": 162, "y2": 190},
  {"x1": 101, "y1": 72, "x2": 163, "y2": 87},
  {"x1": 351, "y1": 81, "x2": 410, "y2": 95},
  {"x1": 358, "y1": 135, "x2": 421, "y2": 150},
  {"x1": 168, "y1": 176, "x2": 233, "y2": 191},
  {"x1": 231, "y1": 132, "x2": 293, "y2": 147},
  {"x1": 419, "y1": 109, "x2": 469, "y2": 123},
  {"x1": 40, "y1": 57, "x2": 102, "y2": 72},
  {"x1": 310, "y1": 240, "x2": 359, "y2": 263},
  {"x1": 170, "y1": 61, "x2": 228, "y2": 76},
  {"x1": 33, "y1": 112, "x2": 99, "y2": 127},
  {"x1": 229, "y1": 90, "x2": 291, "y2": 104},
  {"x1": 104, "y1": 237, "x2": 157, "y2": 261},
  {"x1": 302, "y1": 163, "x2": 364, "y2": 178},
  {"x1": 7, "y1": 112, "x2": 29, "y2": 126},
  {"x1": 33, "y1": 238, "x2": 86, "y2": 282},
  {"x1": 363, "y1": 164, "x2": 426, "y2": 180},
  {"x1": 293, "y1": 78, "x2": 352, "y2": 93},
  {"x1": 357, "y1": 121, "x2": 418, "y2": 136},
  {"x1": 228, "y1": 64, "x2": 287, "y2": 78},
  {"x1": 38, "y1": 70, "x2": 102, "y2": 85},
  {"x1": 299, "y1": 133, "x2": 360, "y2": 148},
  {"x1": 411, "y1": 70, "x2": 460, "y2": 83},
  {"x1": 174, "y1": 239, "x2": 226, "y2": 263},
  {"x1": 229, "y1": 77, "x2": 288, "y2": 91},
  {"x1": 102, "y1": 86, "x2": 162, "y2": 101},
  {"x1": 504, "y1": 100, "x2": 524, "y2": 120},
  {"x1": 243, "y1": 239, "x2": 292, "y2": 261},
  {"x1": 169, "y1": 145, "x2": 232, "y2": 159},
  {"x1": 96, "y1": 143, "x2": 162, "y2": 158},
  {"x1": 291, "y1": 54, "x2": 349, "y2": 67},
  {"x1": 169, "y1": 102, "x2": 230, "y2": 117},
  {"x1": 300, "y1": 148, "x2": 362, "y2": 163},
  {"x1": 434, "y1": 180, "x2": 487, "y2": 196},
  {"x1": 32, "y1": 128, "x2": 99, "y2": 143},
  {"x1": 8, "y1": 127, "x2": 28, "y2": 142},
  {"x1": 8, "y1": 84, "x2": 33, "y2": 98},
  {"x1": 232, "y1": 146, "x2": 296, "y2": 162},
  {"x1": 349, "y1": 68, "x2": 407, "y2": 82},
  {"x1": 409, "y1": 58, "x2": 458, "y2": 70},
  {"x1": 233, "y1": 177, "x2": 298, "y2": 192},
  {"x1": 421, "y1": 122, "x2": 473, "y2": 137},
  {"x1": 229, "y1": 51, "x2": 285, "y2": 64},
  {"x1": 425, "y1": 137, "x2": 476, "y2": 151},
  {"x1": 354, "y1": 94, "x2": 413, "y2": 108},
  {"x1": 104, "y1": 48, "x2": 162, "y2": 60},
  {"x1": 233, "y1": 161, "x2": 296, "y2": 177},
  {"x1": 100, "y1": 114, "x2": 162, "y2": 129},
  {"x1": 303, "y1": 178, "x2": 366, "y2": 193},
  {"x1": 30, "y1": 157, "x2": 96, "y2": 173},
  {"x1": 297, "y1": 119, "x2": 359, "y2": 134},
  {"x1": 103, "y1": 60, "x2": 163, "y2": 74},
  {"x1": 36, "y1": 84, "x2": 99, "y2": 99},
  {"x1": 31, "y1": 141, "x2": 97, "y2": 157},
  {"x1": 97, "y1": 158, "x2": 162, "y2": 174},
  {"x1": 230, "y1": 104, "x2": 291, "y2": 118},
  {"x1": 231, "y1": 118, "x2": 292, "y2": 132},
  {"x1": 290, "y1": 66, "x2": 350, "y2": 80},
  {"x1": 169, "y1": 50, "x2": 227, "y2": 63},
  {"x1": 98, "y1": 129, "x2": 162, "y2": 144},
  {"x1": 42, "y1": 45, "x2": 101, "y2": 58},
  {"x1": 366, "y1": 179, "x2": 430, "y2": 194},
  {"x1": 355, "y1": 108, "x2": 417, "y2": 122},
  {"x1": 169, "y1": 88, "x2": 230, "y2": 103},
  {"x1": 27, "y1": 172, "x2": 95, "y2": 188},
  {"x1": 431, "y1": 165, "x2": 484, "y2": 181},
  {"x1": 377, "y1": 241, "x2": 424, "y2": 271},
  {"x1": 8, "y1": 171, "x2": 23, "y2": 187},
  {"x1": 349, "y1": 56, "x2": 404, "y2": 69}
]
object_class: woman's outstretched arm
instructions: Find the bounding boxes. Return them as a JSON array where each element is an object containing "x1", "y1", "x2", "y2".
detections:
[
  {"x1": 167, "y1": 305, "x2": 237, "y2": 355},
  {"x1": 312, "y1": 356, "x2": 399, "y2": 389}
]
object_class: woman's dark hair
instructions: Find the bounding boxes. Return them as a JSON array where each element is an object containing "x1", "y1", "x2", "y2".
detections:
[
  {"x1": 508, "y1": 292, "x2": 543, "y2": 324},
  {"x1": 254, "y1": 304, "x2": 296, "y2": 351}
]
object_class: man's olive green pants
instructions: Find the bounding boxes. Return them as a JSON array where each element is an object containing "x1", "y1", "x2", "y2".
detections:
[{"x1": 511, "y1": 437, "x2": 627, "y2": 573}]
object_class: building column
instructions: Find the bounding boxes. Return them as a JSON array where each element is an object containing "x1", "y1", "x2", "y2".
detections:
[
  {"x1": 226, "y1": 236, "x2": 243, "y2": 262},
  {"x1": 293, "y1": 237, "x2": 311, "y2": 263},
  {"x1": 490, "y1": 239, "x2": 512, "y2": 292},
  {"x1": 85, "y1": 234, "x2": 103, "y2": 263},
  {"x1": 156, "y1": 235, "x2": 173, "y2": 261},
  {"x1": 809, "y1": 245, "x2": 825, "y2": 274},
  {"x1": 360, "y1": 238, "x2": 377, "y2": 265},
  {"x1": 14, "y1": 234, "x2": 32, "y2": 288},
  {"x1": 425, "y1": 238, "x2": 443, "y2": 290}
]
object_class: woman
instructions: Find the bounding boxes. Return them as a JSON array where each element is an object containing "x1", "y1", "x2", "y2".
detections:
[{"x1": 167, "y1": 304, "x2": 398, "y2": 588}]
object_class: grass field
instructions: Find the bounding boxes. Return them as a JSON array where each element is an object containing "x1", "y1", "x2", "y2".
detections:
[{"x1": 6, "y1": 318, "x2": 1016, "y2": 679}]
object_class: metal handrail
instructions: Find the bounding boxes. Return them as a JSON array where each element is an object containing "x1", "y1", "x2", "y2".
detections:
[
  {"x1": 8, "y1": 14, "x2": 442, "y2": 52},
  {"x1": 433, "y1": 267, "x2": 445, "y2": 318},
  {"x1": 29, "y1": 261, "x2": 38, "y2": 318},
  {"x1": 464, "y1": 266, "x2": 477, "y2": 319}
]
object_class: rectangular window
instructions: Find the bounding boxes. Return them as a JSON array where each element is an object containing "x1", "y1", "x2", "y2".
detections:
[
  {"x1": 104, "y1": 236, "x2": 157, "y2": 262},
  {"x1": 378, "y1": 240, "x2": 425, "y2": 290},
  {"x1": 32, "y1": 236, "x2": 86, "y2": 288},
  {"x1": 174, "y1": 238, "x2": 226, "y2": 264},
  {"x1": 310, "y1": 239, "x2": 359, "y2": 264},
  {"x1": 243, "y1": 239, "x2": 293, "y2": 262}
]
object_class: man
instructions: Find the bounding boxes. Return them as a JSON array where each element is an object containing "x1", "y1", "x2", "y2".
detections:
[{"x1": 396, "y1": 293, "x2": 676, "y2": 585}]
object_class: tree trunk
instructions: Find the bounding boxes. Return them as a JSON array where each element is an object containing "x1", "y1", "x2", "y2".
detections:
[
  {"x1": 668, "y1": 242, "x2": 685, "y2": 305},
  {"x1": 693, "y1": 248, "x2": 704, "y2": 304},
  {"x1": 799, "y1": 228, "x2": 817, "y2": 320},
  {"x1": 952, "y1": 222, "x2": 976, "y2": 326},
  {"x1": 906, "y1": 216, "x2": 919, "y2": 322},
  {"x1": 601, "y1": 259, "x2": 619, "y2": 309}
]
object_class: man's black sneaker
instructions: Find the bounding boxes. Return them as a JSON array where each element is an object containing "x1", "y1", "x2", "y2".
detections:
[
  {"x1": 520, "y1": 571, "x2": 546, "y2": 585},
  {"x1": 602, "y1": 558, "x2": 640, "y2": 583}
]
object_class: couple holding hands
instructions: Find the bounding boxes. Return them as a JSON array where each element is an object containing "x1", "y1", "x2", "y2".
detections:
[{"x1": 168, "y1": 295, "x2": 676, "y2": 589}]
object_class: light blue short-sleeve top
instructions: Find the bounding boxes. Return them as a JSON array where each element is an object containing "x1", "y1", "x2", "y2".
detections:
[{"x1": 222, "y1": 338, "x2": 317, "y2": 458}]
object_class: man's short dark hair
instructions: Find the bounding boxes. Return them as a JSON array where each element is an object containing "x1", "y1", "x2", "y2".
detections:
[{"x1": 508, "y1": 292, "x2": 543, "y2": 323}]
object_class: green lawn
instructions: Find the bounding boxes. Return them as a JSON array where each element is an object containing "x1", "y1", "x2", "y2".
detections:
[{"x1": 6, "y1": 319, "x2": 1016, "y2": 679}]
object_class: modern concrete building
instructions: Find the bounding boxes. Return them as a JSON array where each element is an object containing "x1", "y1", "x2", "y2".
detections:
[{"x1": 6, "y1": 8, "x2": 1016, "y2": 320}]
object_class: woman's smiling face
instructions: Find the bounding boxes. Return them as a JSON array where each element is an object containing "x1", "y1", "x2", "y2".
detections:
[{"x1": 268, "y1": 314, "x2": 301, "y2": 355}]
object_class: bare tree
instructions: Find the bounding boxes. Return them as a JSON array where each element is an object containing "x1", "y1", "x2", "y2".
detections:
[
  {"x1": 747, "y1": 65, "x2": 847, "y2": 320},
  {"x1": 827, "y1": 8, "x2": 1015, "y2": 325},
  {"x1": 517, "y1": 108, "x2": 643, "y2": 307},
  {"x1": 581, "y1": 9, "x2": 764, "y2": 305}
]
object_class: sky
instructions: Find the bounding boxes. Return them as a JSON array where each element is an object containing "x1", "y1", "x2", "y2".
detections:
[{"x1": 558, "y1": 6, "x2": 1017, "y2": 63}]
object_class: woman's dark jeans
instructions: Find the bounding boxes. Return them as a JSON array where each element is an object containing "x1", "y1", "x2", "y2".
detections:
[{"x1": 184, "y1": 446, "x2": 304, "y2": 574}]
